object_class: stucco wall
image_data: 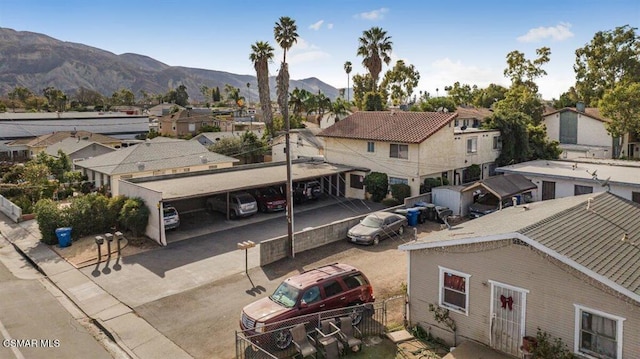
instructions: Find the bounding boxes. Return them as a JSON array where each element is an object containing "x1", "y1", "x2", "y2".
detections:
[
  {"x1": 407, "y1": 240, "x2": 639, "y2": 357},
  {"x1": 118, "y1": 180, "x2": 165, "y2": 245},
  {"x1": 260, "y1": 215, "x2": 366, "y2": 266},
  {"x1": 543, "y1": 112, "x2": 612, "y2": 149},
  {"x1": 523, "y1": 175, "x2": 638, "y2": 202}
]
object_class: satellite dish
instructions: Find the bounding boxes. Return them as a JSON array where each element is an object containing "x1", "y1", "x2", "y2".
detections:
[{"x1": 460, "y1": 125, "x2": 467, "y2": 131}]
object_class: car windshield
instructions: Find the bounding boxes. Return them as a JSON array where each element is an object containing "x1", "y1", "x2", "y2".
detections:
[
  {"x1": 360, "y1": 215, "x2": 383, "y2": 228},
  {"x1": 235, "y1": 194, "x2": 254, "y2": 204},
  {"x1": 261, "y1": 187, "x2": 279, "y2": 196},
  {"x1": 476, "y1": 194, "x2": 499, "y2": 206},
  {"x1": 163, "y1": 207, "x2": 177, "y2": 217},
  {"x1": 269, "y1": 282, "x2": 299, "y2": 308}
]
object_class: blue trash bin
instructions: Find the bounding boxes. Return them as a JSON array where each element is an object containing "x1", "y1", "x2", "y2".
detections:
[
  {"x1": 55, "y1": 227, "x2": 72, "y2": 248},
  {"x1": 406, "y1": 208, "x2": 420, "y2": 227}
]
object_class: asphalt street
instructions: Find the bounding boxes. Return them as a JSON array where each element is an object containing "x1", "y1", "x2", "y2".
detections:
[{"x1": 0, "y1": 238, "x2": 117, "y2": 359}]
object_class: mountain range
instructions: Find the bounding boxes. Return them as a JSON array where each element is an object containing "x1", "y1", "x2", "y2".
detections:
[{"x1": 0, "y1": 27, "x2": 342, "y2": 103}]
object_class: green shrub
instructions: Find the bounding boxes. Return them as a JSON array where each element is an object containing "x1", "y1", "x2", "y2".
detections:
[
  {"x1": 390, "y1": 183, "x2": 411, "y2": 203},
  {"x1": 12, "y1": 195, "x2": 33, "y2": 214},
  {"x1": 532, "y1": 328, "x2": 576, "y2": 359},
  {"x1": 34, "y1": 199, "x2": 67, "y2": 245},
  {"x1": 107, "y1": 195, "x2": 127, "y2": 231},
  {"x1": 381, "y1": 198, "x2": 401, "y2": 207},
  {"x1": 119, "y1": 197, "x2": 150, "y2": 237},
  {"x1": 364, "y1": 172, "x2": 389, "y2": 202},
  {"x1": 421, "y1": 177, "x2": 449, "y2": 193}
]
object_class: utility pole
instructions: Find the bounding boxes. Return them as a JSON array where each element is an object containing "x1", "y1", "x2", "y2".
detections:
[{"x1": 285, "y1": 109, "x2": 295, "y2": 258}]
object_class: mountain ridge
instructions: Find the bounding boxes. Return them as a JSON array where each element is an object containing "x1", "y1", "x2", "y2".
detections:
[{"x1": 0, "y1": 27, "x2": 342, "y2": 103}]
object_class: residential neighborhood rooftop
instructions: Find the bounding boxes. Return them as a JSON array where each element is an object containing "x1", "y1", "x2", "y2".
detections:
[
  {"x1": 44, "y1": 137, "x2": 114, "y2": 157},
  {"x1": 543, "y1": 106, "x2": 610, "y2": 122},
  {"x1": 317, "y1": 111, "x2": 457, "y2": 143},
  {"x1": 399, "y1": 192, "x2": 640, "y2": 300}
]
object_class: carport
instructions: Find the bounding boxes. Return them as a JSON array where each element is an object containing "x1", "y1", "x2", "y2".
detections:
[
  {"x1": 118, "y1": 160, "x2": 366, "y2": 245},
  {"x1": 462, "y1": 173, "x2": 538, "y2": 210}
]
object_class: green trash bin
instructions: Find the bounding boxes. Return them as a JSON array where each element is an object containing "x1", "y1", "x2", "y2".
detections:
[{"x1": 55, "y1": 227, "x2": 72, "y2": 248}]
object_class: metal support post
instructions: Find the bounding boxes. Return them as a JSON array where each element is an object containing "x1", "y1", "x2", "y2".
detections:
[
  {"x1": 237, "y1": 241, "x2": 256, "y2": 275},
  {"x1": 115, "y1": 231, "x2": 123, "y2": 256},
  {"x1": 95, "y1": 236, "x2": 104, "y2": 262}
]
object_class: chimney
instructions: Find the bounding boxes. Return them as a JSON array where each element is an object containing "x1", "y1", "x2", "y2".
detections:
[{"x1": 576, "y1": 102, "x2": 585, "y2": 112}]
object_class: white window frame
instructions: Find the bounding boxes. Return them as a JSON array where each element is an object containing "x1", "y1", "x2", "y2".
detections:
[
  {"x1": 390, "y1": 143, "x2": 409, "y2": 159},
  {"x1": 438, "y1": 266, "x2": 470, "y2": 315},
  {"x1": 493, "y1": 136, "x2": 501, "y2": 150},
  {"x1": 467, "y1": 137, "x2": 478, "y2": 153},
  {"x1": 574, "y1": 304, "x2": 624, "y2": 359}
]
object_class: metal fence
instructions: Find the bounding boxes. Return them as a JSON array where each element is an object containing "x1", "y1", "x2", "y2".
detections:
[{"x1": 236, "y1": 296, "x2": 406, "y2": 359}]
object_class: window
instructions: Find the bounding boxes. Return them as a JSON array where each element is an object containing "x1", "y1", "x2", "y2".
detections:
[
  {"x1": 188, "y1": 123, "x2": 195, "y2": 131},
  {"x1": 492, "y1": 136, "x2": 501, "y2": 150},
  {"x1": 390, "y1": 144, "x2": 408, "y2": 159},
  {"x1": 367, "y1": 142, "x2": 375, "y2": 153},
  {"x1": 574, "y1": 185, "x2": 593, "y2": 195},
  {"x1": 323, "y1": 281, "x2": 343, "y2": 298},
  {"x1": 301, "y1": 286, "x2": 321, "y2": 305},
  {"x1": 466, "y1": 137, "x2": 477, "y2": 153},
  {"x1": 439, "y1": 267, "x2": 470, "y2": 314},
  {"x1": 343, "y1": 274, "x2": 368, "y2": 289},
  {"x1": 388, "y1": 177, "x2": 408, "y2": 185},
  {"x1": 454, "y1": 119, "x2": 459, "y2": 127},
  {"x1": 574, "y1": 305, "x2": 624, "y2": 359},
  {"x1": 350, "y1": 174, "x2": 364, "y2": 189}
]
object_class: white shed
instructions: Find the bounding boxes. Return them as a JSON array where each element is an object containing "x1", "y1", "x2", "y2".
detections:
[{"x1": 431, "y1": 185, "x2": 473, "y2": 216}]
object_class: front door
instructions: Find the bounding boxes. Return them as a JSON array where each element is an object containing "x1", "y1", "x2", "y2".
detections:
[{"x1": 490, "y1": 281, "x2": 528, "y2": 356}]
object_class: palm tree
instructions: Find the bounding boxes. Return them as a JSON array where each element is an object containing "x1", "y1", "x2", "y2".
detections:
[
  {"x1": 344, "y1": 61, "x2": 352, "y2": 102},
  {"x1": 274, "y1": 16, "x2": 299, "y2": 124},
  {"x1": 249, "y1": 41, "x2": 275, "y2": 136},
  {"x1": 246, "y1": 82, "x2": 251, "y2": 106},
  {"x1": 356, "y1": 27, "x2": 393, "y2": 92}
]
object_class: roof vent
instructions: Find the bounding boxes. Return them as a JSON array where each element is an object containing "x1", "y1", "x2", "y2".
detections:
[
  {"x1": 145, "y1": 139, "x2": 151, "y2": 146},
  {"x1": 576, "y1": 102, "x2": 586, "y2": 112},
  {"x1": 200, "y1": 155, "x2": 208, "y2": 164},
  {"x1": 137, "y1": 162, "x2": 145, "y2": 171}
]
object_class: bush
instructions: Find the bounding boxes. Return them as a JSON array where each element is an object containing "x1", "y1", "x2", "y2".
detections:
[
  {"x1": 364, "y1": 172, "x2": 389, "y2": 202},
  {"x1": 421, "y1": 177, "x2": 449, "y2": 193},
  {"x1": 12, "y1": 195, "x2": 33, "y2": 214},
  {"x1": 390, "y1": 183, "x2": 411, "y2": 203},
  {"x1": 119, "y1": 197, "x2": 150, "y2": 237},
  {"x1": 34, "y1": 199, "x2": 67, "y2": 245},
  {"x1": 107, "y1": 195, "x2": 127, "y2": 231}
]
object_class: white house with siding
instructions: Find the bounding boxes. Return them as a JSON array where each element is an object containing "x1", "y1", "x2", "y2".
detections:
[
  {"x1": 317, "y1": 111, "x2": 501, "y2": 196},
  {"x1": 74, "y1": 137, "x2": 237, "y2": 196},
  {"x1": 399, "y1": 192, "x2": 640, "y2": 359}
]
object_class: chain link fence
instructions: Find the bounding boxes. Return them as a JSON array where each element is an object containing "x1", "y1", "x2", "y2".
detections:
[{"x1": 236, "y1": 296, "x2": 406, "y2": 359}]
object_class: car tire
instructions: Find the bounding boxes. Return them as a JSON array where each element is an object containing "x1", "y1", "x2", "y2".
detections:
[
  {"x1": 397, "y1": 225, "x2": 405, "y2": 236},
  {"x1": 372, "y1": 236, "x2": 380, "y2": 245},
  {"x1": 349, "y1": 302, "x2": 372, "y2": 326},
  {"x1": 259, "y1": 203, "x2": 267, "y2": 213},
  {"x1": 273, "y1": 329, "x2": 292, "y2": 350},
  {"x1": 230, "y1": 210, "x2": 237, "y2": 219}
]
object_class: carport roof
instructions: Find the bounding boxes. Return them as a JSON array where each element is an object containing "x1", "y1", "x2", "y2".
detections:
[
  {"x1": 462, "y1": 174, "x2": 537, "y2": 199},
  {"x1": 126, "y1": 161, "x2": 365, "y2": 201}
]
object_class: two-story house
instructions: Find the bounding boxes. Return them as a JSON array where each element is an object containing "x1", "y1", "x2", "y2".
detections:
[
  {"x1": 317, "y1": 111, "x2": 501, "y2": 196},
  {"x1": 542, "y1": 103, "x2": 639, "y2": 159},
  {"x1": 159, "y1": 109, "x2": 215, "y2": 137}
]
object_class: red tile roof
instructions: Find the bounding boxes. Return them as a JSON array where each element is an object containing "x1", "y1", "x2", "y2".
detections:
[{"x1": 317, "y1": 111, "x2": 457, "y2": 144}]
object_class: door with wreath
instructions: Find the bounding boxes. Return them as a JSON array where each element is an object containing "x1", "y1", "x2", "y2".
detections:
[{"x1": 489, "y1": 281, "x2": 529, "y2": 356}]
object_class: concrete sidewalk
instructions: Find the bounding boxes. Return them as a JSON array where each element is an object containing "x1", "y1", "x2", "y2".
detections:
[{"x1": 0, "y1": 214, "x2": 192, "y2": 359}]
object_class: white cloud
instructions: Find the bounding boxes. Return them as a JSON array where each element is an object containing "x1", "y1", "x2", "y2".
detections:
[
  {"x1": 355, "y1": 8, "x2": 389, "y2": 20},
  {"x1": 327, "y1": 23, "x2": 333, "y2": 30},
  {"x1": 517, "y1": 22, "x2": 574, "y2": 43},
  {"x1": 309, "y1": 20, "x2": 324, "y2": 31},
  {"x1": 282, "y1": 38, "x2": 331, "y2": 66}
]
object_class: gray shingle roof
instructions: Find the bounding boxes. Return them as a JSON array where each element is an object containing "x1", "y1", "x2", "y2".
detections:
[
  {"x1": 74, "y1": 139, "x2": 238, "y2": 175},
  {"x1": 317, "y1": 111, "x2": 457, "y2": 143},
  {"x1": 463, "y1": 174, "x2": 537, "y2": 198},
  {"x1": 399, "y1": 192, "x2": 640, "y2": 300},
  {"x1": 44, "y1": 137, "x2": 114, "y2": 157}
]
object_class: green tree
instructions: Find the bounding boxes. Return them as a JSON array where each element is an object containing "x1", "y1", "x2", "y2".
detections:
[
  {"x1": 528, "y1": 123, "x2": 562, "y2": 160},
  {"x1": 352, "y1": 73, "x2": 375, "y2": 110},
  {"x1": 34, "y1": 199, "x2": 66, "y2": 245},
  {"x1": 483, "y1": 111, "x2": 531, "y2": 166},
  {"x1": 364, "y1": 172, "x2": 389, "y2": 202},
  {"x1": 175, "y1": 85, "x2": 189, "y2": 107},
  {"x1": 357, "y1": 27, "x2": 393, "y2": 91},
  {"x1": 274, "y1": 16, "x2": 299, "y2": 137},
  {"x1": 471, "y1": 83, "x2": 508, "y2": 108},
  {"x1": 444, "y1": 82, "x2": 474, "y2": 106},
  {"x1": 289, "y1": 87, "x2": 311, "y2": 118},
  {"x1": 552, "y1": 87, "x2": 580, "y2": 109},
  {"x1": 209, "y1": 137, "x2": 243, "y2": 158},
  {"x1": 504, "y1": 47, "x2": 551, "y2": 93},
  {"x1": 599, "y1": 82, "x2": 640, "y2": 157},
  {"x1": 420, "y1": 97, "x2": 456, "y2": 113},
  {"x1": 380, "y1": 60, "x2": 420, "y2": 105},
  {"x1": 363, "y1": 92, "x2": 385, "y2": 111},
  {"x1": 240, "y1": 131, "x2": 266, "y2": 163},
  {"x1": 111, "y1": 88, "x2": 135, "y2": 106},
  {"x1": 328, "y1": 97, "x2": 349, "y2": 122},
  {"x1": 250, "y1": 41, "x2": 275, "y2": 135},
  {"x1": 574, "y1": 25, "x2": 640, "y2": 106},
  {"x1": 494, "y1": 84, "x2": 545, "y2": 124},
  {"x1": 344, "y1": 61, "x2": 352, "y2": 102},
  {"x1": 8, "y1": 86, "x2": 33, "y2": 103},
  {"x1": 42, "y1": 86, "x2": 67, "y2": 112}
]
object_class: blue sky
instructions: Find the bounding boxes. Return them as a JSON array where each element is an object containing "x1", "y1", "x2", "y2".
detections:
[{"x1": 1, "y1": 0, "x2": 638, "y2": 100}]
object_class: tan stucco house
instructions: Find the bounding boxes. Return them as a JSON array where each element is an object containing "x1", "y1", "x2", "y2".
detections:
[
  {"x1": 74, "y1": 137, "x2": 238, "y2": 195},
  {"x1": 318, "y1": 111, "x2": 501, "y2": 196},
  {"x1": 399, "y1": 192, "x2": 639, "y2": 358},
  {"x1": 45, "y1": 137, "x2": 116, "y2": 169}
]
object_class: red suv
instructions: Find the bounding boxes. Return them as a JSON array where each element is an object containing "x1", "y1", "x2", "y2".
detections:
[
  {"x1": 251, "y1": 187, "x2": 286, "y2": 212},
  {"x1": 240, "y1": 263, "x2": 374, "y2": 349}
]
